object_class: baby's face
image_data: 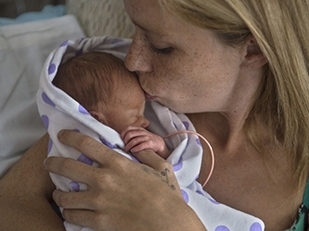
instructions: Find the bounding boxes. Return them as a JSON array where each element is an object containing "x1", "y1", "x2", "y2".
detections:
[{"x1": 104, "y1": 73, "x2": 149, "y2": 134}]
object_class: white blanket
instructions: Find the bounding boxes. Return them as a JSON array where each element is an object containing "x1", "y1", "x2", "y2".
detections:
[
  {"x1": 36, "y1": 36, "x2": 265, "y2": 231},
  {"x1": 0, "y1": 15, "x2": 85, "y2": 178}
]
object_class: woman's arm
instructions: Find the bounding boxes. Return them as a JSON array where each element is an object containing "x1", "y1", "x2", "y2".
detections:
[
  {"x1": 44, "y1": 130, "x2": 207, "y2": 231},
  {"x1": 0, "y1": 134, "x2": 65, "y2": 231}
]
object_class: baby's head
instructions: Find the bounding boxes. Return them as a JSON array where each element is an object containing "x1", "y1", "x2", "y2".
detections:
[{"x1": 53, "y1": 51, "x2": 149, "y2": 133}]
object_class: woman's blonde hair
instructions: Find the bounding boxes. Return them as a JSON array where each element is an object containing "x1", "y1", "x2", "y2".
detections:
[{"x1": 159, "y1": 0, "x2": 309, "y2": 186}]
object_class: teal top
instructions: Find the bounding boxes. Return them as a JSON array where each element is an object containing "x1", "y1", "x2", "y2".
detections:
[{"x1": 289, "y1": 179, "x2": 309, "y2": 230}]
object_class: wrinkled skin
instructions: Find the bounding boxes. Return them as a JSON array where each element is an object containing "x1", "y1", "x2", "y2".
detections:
[{"x1": 121, "y1": 125, "x2": 170, "y2": 159}]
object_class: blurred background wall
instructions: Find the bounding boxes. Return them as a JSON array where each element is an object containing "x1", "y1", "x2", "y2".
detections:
[
  {"x1": 0, "y1": 0, "x2": 65, "y2": 18},
  {"x1": 0, "y1": 0, "x2": 135, "y2": 38},
  {"x1": 66, "y1": 0, "x2": 135, "y2": 38}
]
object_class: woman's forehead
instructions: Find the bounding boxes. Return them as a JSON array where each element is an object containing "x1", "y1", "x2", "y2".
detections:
[
  {"x1": 123, "y1": 0, "x2": 160, "y2": 17},
  {"x1": 123, "y1": 0, "x2": 201, "y2": 42},
  {"x1": 124, "y1": 0, "x2": 173, "y2": 34}
]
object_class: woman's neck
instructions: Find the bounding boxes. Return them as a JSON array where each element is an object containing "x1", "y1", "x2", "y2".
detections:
[{"x1": 186, "y1": 111, "x2": 249, "y2": 154}]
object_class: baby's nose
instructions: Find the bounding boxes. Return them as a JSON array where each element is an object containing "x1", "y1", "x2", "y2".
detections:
[
  {"x1": 134, "y1": 116, "x2": 150, "y2": 128},
  {"x1": 140, "y1": 117, "x2": 150, "y2": 128}
]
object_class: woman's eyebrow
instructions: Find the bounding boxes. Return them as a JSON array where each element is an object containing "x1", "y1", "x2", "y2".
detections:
[
  {"x1": 131, "y1": 19, "x2": 154, "y2": 34},
  {"x1": 131, "y1": 18, "x2": 167, "y2": 38}
]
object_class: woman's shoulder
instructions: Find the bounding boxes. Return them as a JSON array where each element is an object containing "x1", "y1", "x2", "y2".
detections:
[{"x1": 288, "y1": 179, "x2": 309, "y2": 231}]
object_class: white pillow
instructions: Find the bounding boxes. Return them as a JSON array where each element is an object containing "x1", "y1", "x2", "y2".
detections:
[{"x1": 0, "y1": 15, "x2": 85, "y2": 178}]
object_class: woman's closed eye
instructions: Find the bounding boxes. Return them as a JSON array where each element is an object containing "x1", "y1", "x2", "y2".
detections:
[{"x1": 149, "y1": 44, "x2": 174, "y2": 55}]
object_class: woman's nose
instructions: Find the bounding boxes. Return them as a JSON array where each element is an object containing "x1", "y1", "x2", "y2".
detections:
[{"x1": 125, "y1": 36, "x2": 152, "y2": 73}]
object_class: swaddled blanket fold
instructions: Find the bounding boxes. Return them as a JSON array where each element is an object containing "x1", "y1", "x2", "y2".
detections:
[{"x1": 36, "y1": 36, "x2": 265, "y2": 231}]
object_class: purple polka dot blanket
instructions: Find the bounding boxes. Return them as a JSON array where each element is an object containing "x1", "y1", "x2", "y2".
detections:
[{"x1": 36, "y1": 36, "x2": 265, "y2": 231}]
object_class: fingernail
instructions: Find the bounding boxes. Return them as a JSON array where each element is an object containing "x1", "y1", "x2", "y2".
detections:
[
  {"x1": 43, "y1": 158, "x2": 47, "y2": 169},
  {"x1": 57, "y1": 130, "x2": 64, "y2": 139}
]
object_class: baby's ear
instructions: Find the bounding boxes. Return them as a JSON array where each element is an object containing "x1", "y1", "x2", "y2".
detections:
[{"x1": 89, "y1": 110, "x2": 106, "y2": 123}]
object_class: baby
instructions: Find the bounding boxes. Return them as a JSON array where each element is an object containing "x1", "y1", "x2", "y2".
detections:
[
  {"x1": 52, "y1": 51, "x2": 170, "y2": 158},
  {"x1": 51, "y1": 51, "x2": 171, "y2": 231}
]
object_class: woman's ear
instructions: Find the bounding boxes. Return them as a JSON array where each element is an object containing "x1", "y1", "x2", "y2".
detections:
[
  {"x1": 242, "y1": 35, "x2": 268, "y2": 68},
  {"x1": 89, "y1": 110, "x2": 106, "y2": 123}
]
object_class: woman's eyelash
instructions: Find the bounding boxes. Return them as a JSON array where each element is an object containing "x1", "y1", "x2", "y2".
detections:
[{"x1": 149, "y1": 45, "x2": 174, "y2": 55}]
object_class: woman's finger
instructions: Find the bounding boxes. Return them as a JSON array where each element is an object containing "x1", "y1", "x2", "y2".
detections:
[
  {"x1": 44, "y1": 156, "x2": 96, "y2": 184},
  {"x1": 132, "y1": 149, "x2": 180, "y2": 191},
  {"x1": 52, "y1": 189, "x2": 95, "y2": 210},
  {"x1": 62, "y1": 209, "x2": 98, "y2": 230},
  {"x1": 63, "y1": 209, "x2": 124, "y2": 231},
  {"x1": 132, "y1": 149, "x2": 167, "y2": 170},
  {"x1": 57, "y1": 129, "x2": 119, "y2": 166}
]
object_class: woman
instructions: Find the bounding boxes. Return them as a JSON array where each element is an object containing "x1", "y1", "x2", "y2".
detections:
[{"x1": 1, "y1": 0, "x2": 309, "y2": 230}]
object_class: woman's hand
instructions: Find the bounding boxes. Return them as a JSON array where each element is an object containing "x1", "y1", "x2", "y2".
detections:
[{"x1": 44, "y1": 130, "x2": 206, "y2": 231}]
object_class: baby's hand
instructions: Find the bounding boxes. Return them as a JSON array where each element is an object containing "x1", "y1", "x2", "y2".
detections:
[{"x1": 121, "y1": 126, "x2": 170, "y2": 159}]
